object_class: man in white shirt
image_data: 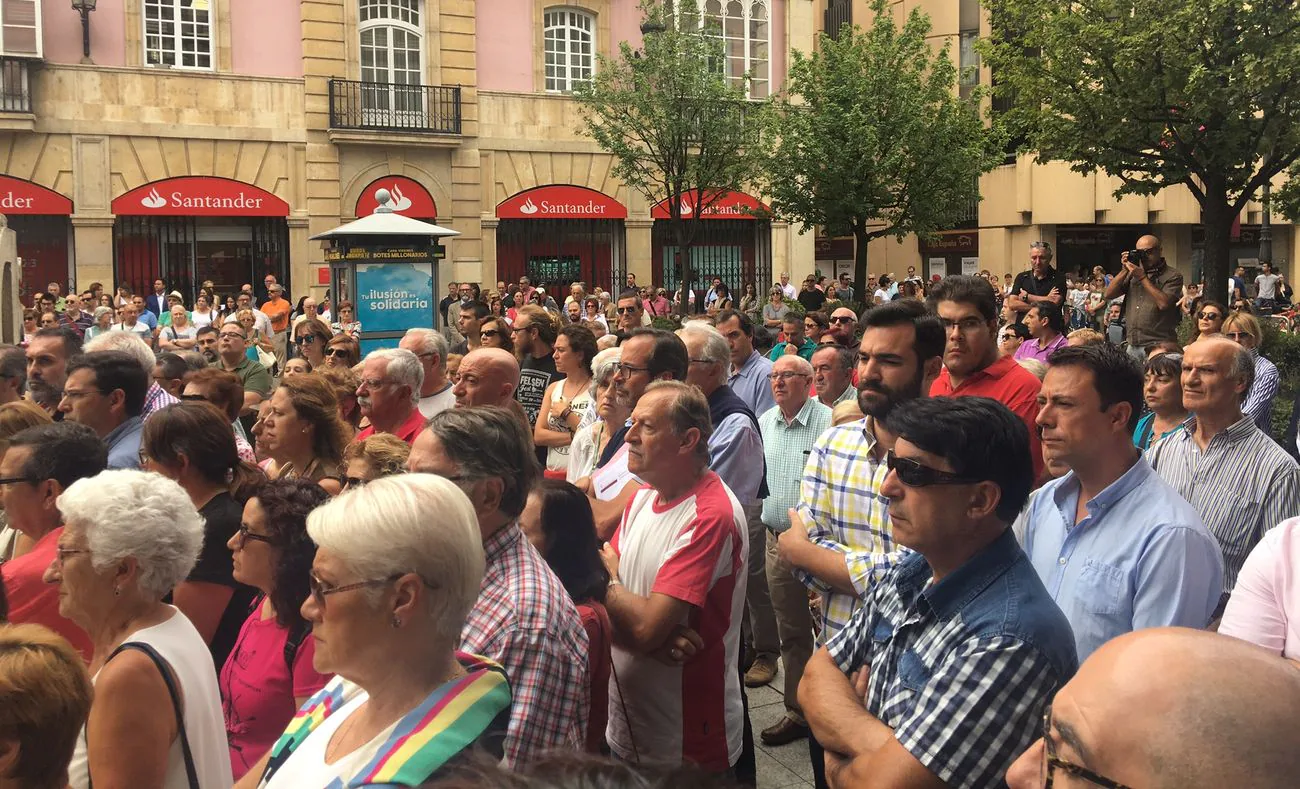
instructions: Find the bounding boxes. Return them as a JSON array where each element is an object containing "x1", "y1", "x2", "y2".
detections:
[
  {"x1": 223, "y1": 292, "x2": 273, "y2": 339},
  {"x1": 401, "y1": 328, "x2": 456, "y2": 419},
  {"x1": 780, "y1": 272, "x2": 797, "y2": 300}
]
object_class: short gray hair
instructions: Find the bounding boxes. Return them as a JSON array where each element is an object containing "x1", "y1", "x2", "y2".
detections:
[
  {"x1": 0, "y1": 344, "x2": 25, "y2": 389},
  {"x1": 1228, "y1": 341, "x2": 1256, "y2": 402},
  {"x1": 773, "y1": 354, "x2": 813, "y2": 377},
  {"x1": 426, "y1": 406, "x2": 540, "y2": 519},
  {"x1": 307, "y1": 474, "x2": 484, "y2": 644},
  {"x1": 365, "y1": 348, "x2": 424, "y2": 405},
  {"x1": 678, "y1": 323, "x2": 730, "y2": 386},
  {"x1": 643, "y1": 380, "x2": 712, "y2": 466},
  {"x1": 58, "y1": 470, "x2": 204, "y2": 599},
  {"x1": 590, "y1": 347, "x2": 621, "y2": 399},
  {"x1": 1029, "y1": 241, "x2": 1054, "y2": 261},
  {"x1": 83, "y1": 332, "x2": 155, "y2": 376},
  {"x1": 403, "y1": 328, "x2": 449, "y2": 371}
]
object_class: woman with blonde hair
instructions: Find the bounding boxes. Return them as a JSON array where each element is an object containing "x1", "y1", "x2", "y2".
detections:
[
  {"x1": 260, "y1": 374, "x2": 349, "y2": 495},
  {"x1": 1223, "y1": 310, "x2": 1279, "y2": 432},
  {"x1": 340, "y1": 433, "x2": 411, "y2": 490},
  {"x1": 236, "y1": 309, "x2": 274, "y2": 361}
]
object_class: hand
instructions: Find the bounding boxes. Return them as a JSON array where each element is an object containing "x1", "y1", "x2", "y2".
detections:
[
  {"x1": 783, "y1": 342, "x2": 799, "y2": 356},
  {"x1": 1048, "y1": 287, "x2": 1061, "y2": 299},
  {"x1": 778, "y1": 508, "x2": 812, "y2": 564},
  {"x1": 600, "y1": 541, "x2": 620, "y2": 581},
  {"x1": 650, "y1": 625, "x2": 704, "y2": 666},
  {"x1": 849, "y1": 667, "x2": 870, "y2": 703},
  {"x1": 1124, "y1": 261, "x2": 1146, "y2": 281},
  {"x1": 1019, "y1": 289, "x2": 1029, "y2": 300}
]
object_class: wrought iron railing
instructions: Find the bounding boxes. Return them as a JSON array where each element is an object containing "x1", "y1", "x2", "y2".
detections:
[
  {"x1": 0, "y1": 58, "x2": 32, "y2": 113},
  {"x1": 824, "y1": 0, "x2": 852, "y2": 40},
  {"x1": 328, "y1": 79, "x2": 461, "y2": 135}
]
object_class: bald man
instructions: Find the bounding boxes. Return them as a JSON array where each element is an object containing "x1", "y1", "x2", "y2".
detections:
[
  {"x1": 452, "y1": 347, "x2": 532, "y2": 435},
  {"x1": 1007, "y1": 627, "x2": 1300, "y2": 789},
  {"x1": 1103, "y1": 234, "x2": 1183, "y2": 357},
  {"x1": 825, "y1": 307, "x2": 858, "y2": 347}
]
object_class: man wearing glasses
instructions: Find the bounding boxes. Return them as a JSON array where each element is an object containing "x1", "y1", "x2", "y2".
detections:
[
  {"x1": 614, "y1": 290, "x2": 645, "y2": 335},
  {"x1": 1007, "y1": 627, "x2": 1300, "y2": 789},
  {"x1": 354, "y1": 348, "x2": 426, "y2": 446},
  {"x1": 825, "y1": 307, "x2": 859, "y2": 348},
  {"x1": 999, "y1": 323, "x2": 1031, "y2": 357},
  {"x1": 216, "y1": 323, "x2": 272, "y2": 414},
  {"x1": 800, "y1": 396, "x2": 1077, "y2": 789},
  {"x1": 0, "y1": 421, "x2": 106, "y2": 660}
]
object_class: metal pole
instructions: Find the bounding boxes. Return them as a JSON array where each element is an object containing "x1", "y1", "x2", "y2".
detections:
[{"x1": 1260, "y1": 182, "x2": 1273, "y2": 265}]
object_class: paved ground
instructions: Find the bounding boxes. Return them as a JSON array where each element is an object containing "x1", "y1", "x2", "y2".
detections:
[{"x1": 749, "y1": 661, "x2": 817, "y2": 788}]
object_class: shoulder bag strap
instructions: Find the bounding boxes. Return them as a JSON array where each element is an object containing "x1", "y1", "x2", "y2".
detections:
[{"x1": 100, "y1": 641, "x2": 202, "y2": 789}]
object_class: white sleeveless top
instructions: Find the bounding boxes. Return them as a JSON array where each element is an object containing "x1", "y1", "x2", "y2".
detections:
[
  {"x1": 545, "y1": 381, "x2": 592, "y2": 471},
  {"x1": 69, "y1": 608, "x2": 234, "y2": 789}
]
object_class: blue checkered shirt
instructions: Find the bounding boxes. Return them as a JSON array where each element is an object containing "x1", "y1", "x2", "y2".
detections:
[{"x1": 826, "y1": 530, "x2": 1078, "y2": 789}]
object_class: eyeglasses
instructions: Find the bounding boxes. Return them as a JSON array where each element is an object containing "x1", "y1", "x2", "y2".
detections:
[
  {"x1": 768, "y1": 371, "x2": 811, "y2": 382},
  {"x1": 885, "y1": 450, "x2": 983, "y2": 487},
  {"x1": 688, "y1": 357, "x2": 716, "y2": 366},
  {"x1": 236, "y1": 525, "x2": 273, "y2": 547},
  {"x1": 614, "y1": 362, "x2": 651, "y2": 376},
  {"x1": 308, "y1": 571, "x2": 437, "y2": 609},
  {"x1": 60, "y1": 389, "x2": 99, "y2": 401},
  {"x1": 939, "y1": 317, "x2": 988, "y2": 334},
  {"x1": 510, "y1": 324, "x2": 533, "y2": 334},
  {"x1": 358, "y1": 378, "x2": 390, "y2": 390},
  {"x1": 338, "y1": 475, "x2": 368, "y2": 489},
  {"x1": 296, "y1": 335, "x2": 319, "y2": 345},
  {"x1": 1000, "y1": 333, "x2": 1018, "y2": 341},
  {"x1": 829, "y1": 316, "x2": 855, "y2": 325},
  {"x1": 1226, "y1": 331, "x2": 1253, "y2": 341},
  {"x1": 1198, "y1": 312, "x2": 1223, "y2": 320},
  {"x1": 0, "y1": 475, "x2": 37, "y2": 486},
  {"x1": 1041, "y1": 705, "x2": 1131, "y2": 789},
  {"x1": 180, "y1": 393, "x2": 208, "y2": 402}
]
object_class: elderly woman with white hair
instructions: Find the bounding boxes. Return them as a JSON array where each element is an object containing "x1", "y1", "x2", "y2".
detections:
[
  {"x1": 43, "y1": 469, "x2": 233, "y2": 789},
  {"x1": 237, "y1": 474, "x2": 511, "y2": 789},
  {"x1": 566, "y1": 347, "x2": 626, "y2": 483}
]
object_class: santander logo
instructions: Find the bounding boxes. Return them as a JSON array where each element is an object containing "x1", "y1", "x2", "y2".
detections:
[
  {"x1": 378, "y1": 183, "x2": 413, "y2": 212},
  {"x1": 141, "y1": 188, "x2": 167, "y2": 209},
  {"x1": 518, "y1": 197, "x2": 540, "y2": 215},
  {"x1": 679, "y1": 199, "x2": 694, "y2": 216}
]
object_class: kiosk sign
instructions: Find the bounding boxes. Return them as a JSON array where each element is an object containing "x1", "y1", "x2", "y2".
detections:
[{"x1": 354, "y1": 262, "x2": 435, "y2": 337}]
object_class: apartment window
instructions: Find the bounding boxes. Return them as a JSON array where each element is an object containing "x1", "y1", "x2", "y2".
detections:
[
  {"x1": 359, "y1": 0, "x2": 424, "y2": 122},
  {"x1": 544, "y1": 8, "x2": 595, "y2": 93},
  {"x1": 144, "y1": 0, "x2": 212, "y2": 69},
  {"x1": 699, "y1": 0, "x2": 769, "y2": 99},
  {"x1": 959, "y1": 32, "x2": 979, "y2": 100}
]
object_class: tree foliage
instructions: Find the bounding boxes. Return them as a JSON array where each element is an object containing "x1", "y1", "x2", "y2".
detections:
[
  {"x1": 981, "y1": 0, "x2": 1300, "y2": 303},
  {"x1": 761, "y1": 0, "x2": 1001, "y2": 288},
  {"x1": 573, "y1": 0, "x2": 769, "y2": 310}
]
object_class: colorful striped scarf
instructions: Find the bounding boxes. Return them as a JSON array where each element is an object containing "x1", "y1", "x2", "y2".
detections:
[{"x1": 258, "y1": 651, "x2": 511, "y2": 788}]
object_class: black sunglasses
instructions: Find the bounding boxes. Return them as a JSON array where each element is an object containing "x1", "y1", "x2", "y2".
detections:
[
  {"x1": 1198, "y1": 311, "x2": 1222, "y2": 320},
  {"x1": 616, "y1": 306, "x2": 640, "y2": 314},
  {"x1": 0, "y1": 475, "x2": 37, "y2": 486},
  {"x1": 830, "y1": 316, "x2": 855, "y2": 324},
  {"x1": 338, "y1": 475, "x2": 368, "y2": 489},
  {"x1": 296, "y1": 335, "x2": 320, "y2": 345},
  {"x1": 324, "y1": 347, "x2": 348, "y2": 357},
  {"x1": 886, "y1": 450, "x2": 983, "y2": 487},
  {"x1": 481, "y1": 329, "x2": 502, "y2": 338}
]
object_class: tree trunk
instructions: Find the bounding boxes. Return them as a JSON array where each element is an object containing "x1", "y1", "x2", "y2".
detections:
[
  {"x1": 853, "y1": 225, "x2": 870, "y2": 298},
  {"x1": 675, "y1": 219, "x2": 692, "y2": 318},
  {"x1": 1199, "y1": 182, "x2": 1234, "y2": 307}
]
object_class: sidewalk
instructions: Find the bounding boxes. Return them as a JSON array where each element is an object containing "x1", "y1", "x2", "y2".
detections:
[{"x1": 749, "y1": 662, "x2": 816, "y2": 788}]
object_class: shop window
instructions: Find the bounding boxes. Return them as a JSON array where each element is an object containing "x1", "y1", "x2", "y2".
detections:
[
  {"x1": 144, "y1": 0, "x2": 212, "y2": 69},
  {"x1": 543, "y1": 7, "x2": 595, "y2": 93},
  {"x1": 359, "y1": 0, "x2": 424, "y2": 121},
  {"x1": 697, "y1": 0, "x2": 769, "y2": 99}
]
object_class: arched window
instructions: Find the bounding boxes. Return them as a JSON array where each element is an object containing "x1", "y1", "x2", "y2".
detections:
[
  {"x1": 700, "y1": 0, "x2": 769, "y2": 99},
  {"x1": 543, "y1": 8, "x2": 596, "y2": 93},
  {"x1": 359, "y1": 0, "x2": 424, "y2": 120}
]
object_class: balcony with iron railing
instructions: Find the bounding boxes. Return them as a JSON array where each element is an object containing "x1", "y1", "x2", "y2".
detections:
[
  {"x1": 327, "y1": 78, "x2": 462, "y2": 146},
  {"x1": 0, "y1": 57, "x2": 34, "y2": 130}
]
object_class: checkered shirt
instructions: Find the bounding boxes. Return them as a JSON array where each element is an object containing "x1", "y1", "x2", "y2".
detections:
[
  {"x1": 461, "y1": 523, "x2": 590, "y2": 767},
  {"x1": 794, "y1": 418, "x2": 897, "y2": 641},
  {"x1": 142, "y1": 383, "x2": 179, "y2": 420},
  {"x1": 826, "y1": 530, "x2": 1078, "y2": 789}
]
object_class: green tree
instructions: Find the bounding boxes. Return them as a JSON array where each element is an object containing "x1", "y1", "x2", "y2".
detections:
[
  {"x1": 573, "y1": 0, "x2": 769, "y2": 314},
  {"x1": 982, "y1": 0, "x2": 1300, "y2": 304},
  {"x1": 760, "y1": 0, "x2": 1001, "y2": 291}
]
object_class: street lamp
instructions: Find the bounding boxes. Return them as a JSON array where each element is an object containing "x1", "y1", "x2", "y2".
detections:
[{"x1": 71, "y1": 0, "x2": 96, "y2": 65}]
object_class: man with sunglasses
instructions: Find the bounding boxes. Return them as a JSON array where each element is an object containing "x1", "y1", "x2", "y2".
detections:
[
  {"x1": 1007, "y1": 627, "x2": 1300, "y2": 789},
  {"x1": 0, "y1": 421, "x2": 106, "y2": 660},
  {"x1": 614, "y1": 290, "x2": 645, "y2": 335},
  {"x1": 999, "y1": 322, "x2": 1030, "y2": 357},
  {"x1": 1103, "y1": 234, "x2": 1183, "y2": 359},
  {"x1": 800, "y1": 396, "x2": 1077, "y2": 789},
  {"x1": 825, "y1": 307, "x2": 858, "y2": 348},
  {"x1": 216, "y1": 323, "x2": 272, "y2": 414},
  {"x1": 1024, "y1": 344, "x2": 1223, "y2": 661}
]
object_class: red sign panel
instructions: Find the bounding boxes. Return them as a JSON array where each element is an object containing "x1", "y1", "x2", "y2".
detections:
[
  {"x1": 355, "y1": 175, "x2": 437, "y2": 218},
  {"x1": 497, "y1": 185, "x2": 627, "y2": 220},
  {"x1": 112, "y1": 177, "x2": 290, "y2": 217},
  {"x1": 0, "y1": 176, "x2": 72, "y2": 214},
  {"x1": 651, "y1": 190, "x2": 768, "y2": 220}
]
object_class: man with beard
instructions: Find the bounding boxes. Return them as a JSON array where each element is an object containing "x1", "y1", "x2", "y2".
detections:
[
  {"x1": 24, "y1": 327, "x2": 81, "y2": 416},
  {"x1": 928, "y1": 275, "x2": 1045, "y2": 482},
  {"x1": 194, "y1": 325, "x2": 220, "y2": 364},
  {"x1": 777, "y1": 299, "x2": 944, "y2": 786}
]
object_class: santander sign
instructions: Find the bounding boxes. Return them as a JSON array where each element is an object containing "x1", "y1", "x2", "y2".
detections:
[
  {"x1": 0, "y1": 176, "x2": 73, "y2": 215},
  {"x1": 113, "y1": 177, "x2": 290, "y2": 217},
  {"x1": 498, "y1": 185, "x2": 628, "y2": 220},
  {"x1": 356, "y1": 175, "x2": 437, "y2": 218}
]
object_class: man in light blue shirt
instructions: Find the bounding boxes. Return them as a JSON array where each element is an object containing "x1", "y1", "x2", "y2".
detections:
[
  {"x1": 58, "y1": 351, "x2": 148, "y2": 470},
  {"x1": 1026, "y1": 343, "x2": 1223, "y2": 659},
  {"x1": 717, "y1": 308, "x2": 775, "y2": 417}
]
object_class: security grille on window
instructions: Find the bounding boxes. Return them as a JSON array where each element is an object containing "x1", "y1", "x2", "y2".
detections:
[
  {"x1": 359, "y1": 0, "x2": 424, "y2": 121},
  {"x1": 699, "y1": 0, "x2": 769, "y2": 99},
  {"x1": 144, "y1": 0, "x2": 212, "y2": 69},
  {"x1": 543, "y1": 8, "x2": 595, "y2": 94}
]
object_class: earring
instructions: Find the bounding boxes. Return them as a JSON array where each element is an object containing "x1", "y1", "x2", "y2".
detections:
[
  {"x1": 391, "y1": 615, "x2": 402, "y2": 629},
  {"x1": 113, "y1": 587, "x2": 121, "y2": 597}
]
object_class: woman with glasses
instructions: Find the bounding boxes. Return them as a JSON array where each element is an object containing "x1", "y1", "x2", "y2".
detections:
[
  {"x1": 220, "y1": 479, "x2": 333, "y2": 780},
  {"x1": 141, "y1": 402, "x2": 264, "y2": 670},
  {"x1": 330, "y1": 301, "x2": 362, "y2": 340},
  {"x1": 323, "y1": 334, "x2": 361, "y2": 370},
  {"x1": 567, "y1": 349, "x2": 626, "y2": 483},
  {"x1": 237, "y1": 475, "x2": 511, "y2": 789},
  {"x1": 1223, "y1": 311, "x2": 1280, "y2": 432},
  {"x1": 293, "y1": 318, "x2": 332, "y2": 369},
  {"x1": 260, "y1": 374, "x2": 349, "y2": 496},
  {"x1": 84, "y1": 306, "x2": 115, "y2": 341},
  {"x1": 1133, "y1": 352, "x2": 1189, "y2": 451},
  {"x1": 582, "y1": 296, "x2": 607, "y2": 328},
  {"x1": 0, "y1": 401, "x2": 53, "y2": 562},
  {"x1": 340, "y1": 433, "x2": 410, "y2": 490},
  {"x1": 48, "y1": 469, "x2": 234, "y2": 789},
  {"x1": 763, "y1": 287, "x2": 789, "y2": 328},
  {"x1": 479, "y1": 317, "x2": 515, "y2": 354},
  {"x1": 803, "y1": 310, "x2": 828, "y2": 344},
  {"x1": 535, "y1": 325, "x2": 597, "y2": 477},
  {"x1": 1193, "y1": 300, "x2": 1228, "y2": 342}
]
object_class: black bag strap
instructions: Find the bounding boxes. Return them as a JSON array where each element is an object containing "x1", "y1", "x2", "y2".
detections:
[
  {"x1": 94, "y1": 641, "x2": 201, "y2": 789},
  {"x1": 283, "y1": 618, "x2": 311, "y2": 673}
]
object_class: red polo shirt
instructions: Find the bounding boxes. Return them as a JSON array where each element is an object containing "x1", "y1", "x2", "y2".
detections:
[
  {"x1": 355, "y1": 406, "x2": 428, "y2": 446},
  {"x1": 930, "y1": 354, "x2": 1044, "y2": 482}
]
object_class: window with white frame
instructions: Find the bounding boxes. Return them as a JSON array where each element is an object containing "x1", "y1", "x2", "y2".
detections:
[
  {"x1": 543, "y1": 8, "x2": 595, "y2": 93},
  {"x1": 144, "y1": 0, "x2": 212, "y2": 69},
  {"x1": 359, "y1": 0, "x2": 424, "y2": 116},
  {"x1": 700, "y1": 0, "x2": 769, "y2": 99}
]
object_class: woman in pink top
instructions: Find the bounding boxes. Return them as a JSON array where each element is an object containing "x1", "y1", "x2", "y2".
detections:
[
  {"x1": 1220, "y1": 517, "x2": 1300, "y2": 660},
  {"x1": 220, "y1": 479, "x2": 334, "y2": 779}
]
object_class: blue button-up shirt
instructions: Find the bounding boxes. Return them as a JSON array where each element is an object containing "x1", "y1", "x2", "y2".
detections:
[
  {"x1": 1024, "y1": 457, "x2": 1224, "y2": 660},
  {"x1": 728, "y1": 350, "x2": 775, "y2": 417},
  {"x1": 104, "y1": 416, "x2": 144, "y2": 470},
  {"x1": 759, "y1": 397, "x2": 832, "y2": 532},
  {"x1": 709, "y1": 412, "x2": 765, "y2": 505}
]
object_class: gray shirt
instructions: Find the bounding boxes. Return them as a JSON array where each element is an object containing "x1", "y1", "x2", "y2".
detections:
[{"x1": 1256, "y1": 273, "x2": 1281, "y2": 299}]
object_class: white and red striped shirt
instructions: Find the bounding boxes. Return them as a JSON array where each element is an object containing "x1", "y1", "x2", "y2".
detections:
[{"x1": 607, "y1": 471, "x2": 747, "y2": 771}]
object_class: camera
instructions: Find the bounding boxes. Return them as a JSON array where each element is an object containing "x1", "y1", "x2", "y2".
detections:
[{"x1": 1128, "y1": 248, "x2": 1147, "y2": 265}]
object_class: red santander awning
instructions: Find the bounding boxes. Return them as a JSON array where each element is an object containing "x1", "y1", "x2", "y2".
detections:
[
  {"x1": 356, "y1": 175, "x2": 437, "y2": 219},
  {"x1": 113, "y1": 176, "x2": 290, "y2": 217},
  {"x1": 651, "y1": 190, "x2": 768, "y2": 220},
  {"x1": 0, "y1": 175, "x2": 72, "y2": 214},
  {"x1": 497, "y1": 185, "x2": 627, "y2": 220}
]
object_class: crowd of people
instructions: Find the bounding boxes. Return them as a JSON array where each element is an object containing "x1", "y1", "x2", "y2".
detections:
[{"x1": 1, "y1": 236, "x2": 1300, "y2": 789}]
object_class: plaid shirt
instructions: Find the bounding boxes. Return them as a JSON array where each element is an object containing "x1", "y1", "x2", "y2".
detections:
[
  {"x1": 826, "y1": 530, "x2": 1078, "y2": 789},
  {"x1": 795, "y1": 418, "x2": 897, "y2": 641},
  {"x1": 461, "y1": 523, "x2": 590, "y2": 767},
  {"x1": 142, "y1": 383, "x2": 179, "y2": 421}
]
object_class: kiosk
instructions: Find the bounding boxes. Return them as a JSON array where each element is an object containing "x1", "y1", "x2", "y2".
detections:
[{"x1": 312, "y1": 189, "x2": 459, "y2": 354}]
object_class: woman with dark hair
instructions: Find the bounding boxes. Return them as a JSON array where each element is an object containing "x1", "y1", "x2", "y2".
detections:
[
  {"x1": 803, "y1": 310, "x2": 829, "y2": 344},
  {"x1": 260, "y1": 374, "x2": 350, "y2": 495},
  {"x1": 517, "y1": 479, "x2": 611, "y2": 754},
  {"x1": 324, "y1": 333, "x2": 361, "y2": 369},
  {"x1": 141, "y1": 401, "x2": 265, "y2": 669},
  {"x1": 1134, "y1": 352, "x2": 1189, "y2": 451},
  {"x1": 479, "y1": 317, "x2": 515, "y2": 354},
  {"x1": 1193, "y1": 300, "x2": 1228, "y2": 342},
  {"x1": 535, "y1": 324, "x2": 597, "y2": 476},
  {"x1": 182, "y1": 367, "x2": 257, "y2": 463},
  {"x1": 221, "y1": 479, "x2": 333, "y2": 780},
  {"x1": 293, "y1": 317, "x2": 333, "y2": 369}
]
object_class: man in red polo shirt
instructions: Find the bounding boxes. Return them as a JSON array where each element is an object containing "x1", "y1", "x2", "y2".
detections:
[
  {"x1": 928, "y1": 275, "x2": 1044, "y2": 481},
  {"x1": 355, "y1": 348, "x2": 428, "y2": 445}
]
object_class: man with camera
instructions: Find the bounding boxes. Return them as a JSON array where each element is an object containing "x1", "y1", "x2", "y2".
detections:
[{"x1": 1104, "y1": 234, "x2": 1183, "y2": 360}]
